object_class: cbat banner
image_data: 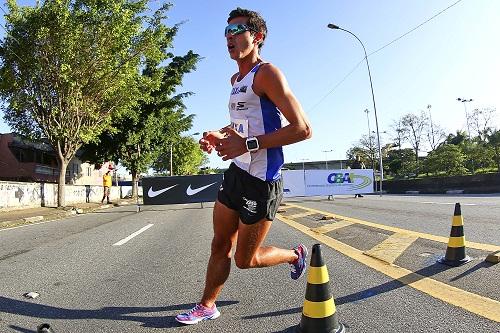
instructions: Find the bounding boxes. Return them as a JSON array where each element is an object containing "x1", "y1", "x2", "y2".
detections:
[{"x1": 282, "y1": 169, "x2": 374, "y2": 197}]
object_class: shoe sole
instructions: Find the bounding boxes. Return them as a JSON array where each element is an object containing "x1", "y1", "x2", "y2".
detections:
[
  {"x1": 292, "y1": 245, "x2": 308, "y2": 280},
  {"x1": 175, "y1": 310, "x2": 220, "y2": 325}
]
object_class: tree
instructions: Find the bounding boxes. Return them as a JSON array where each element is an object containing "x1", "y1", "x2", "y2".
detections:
[
  {"x1": 425, "y1": 105, "x2": 446, "y2": 151},
  {"x1": 385, "y1": 148, "x2": 416, "y2": 178},
  {"x1": 0, "y1": 0, "x2": 164, "y2": 206},
  {"x1": 486, "y1": 129, "x2": 500, "y2": 171},
  {"x1": 468, "y1": 107, "x2": 496, "y2": 142},
  {"x1": 153, "y1": 136, "x2": 208, "y2": 176},
  {"x1": 390, "y1": 118, "x2": 407, "y2": 153},
  {"x1": 81, "y1": 63, "x2": 200, "y2": 197},
  {"x1": 80, "y1": 19, "x2": 201, "y2": 198},
  {"x1": 346, "y1": 134, "x2": 376, "y2": 169},
  {"x1": 401, "y1": 112, "x2": 428, "y2": 175},
  {"x1": 444, "y1": 130, "x2": 467, "y2": 146},
  {"x1": 425, "y1": 144, "x2": 467, "y2": 176}
]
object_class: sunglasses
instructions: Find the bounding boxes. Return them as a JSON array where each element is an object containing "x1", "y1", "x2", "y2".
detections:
[{"x1": 224, "y1": 23, "x2": 258, "y2": 36}]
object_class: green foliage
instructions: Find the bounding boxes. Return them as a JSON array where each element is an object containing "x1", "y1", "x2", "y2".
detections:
[
  {"x1": 80, "y1": 15, "x2": 201, "y2": 183},
  {"x1": 425, "y1": 144, "x2": 467, "y2": 176},
  {"x1": 486, "y1": 129, "x2": 500, "y2": 171},
  {"x1": 153, "y1": 136, "x2": 208, "y2": 175},
  {"x1": 0, "y1": 0, "x2": 157, "y2": 151},
  {"x1": 444, "y1": 130, "x2": 467, "y2": 146},
  {"x1": 0, "y1": 0, "x2": 173, "y2": 205},
  {"x1": 385, "y1": 148, "x2": 416, "y2": 178}
]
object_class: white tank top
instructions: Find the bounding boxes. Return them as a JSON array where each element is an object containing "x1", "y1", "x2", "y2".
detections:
[{"x1": 228, "y1": 62, "x2": 284, "y2": 181}]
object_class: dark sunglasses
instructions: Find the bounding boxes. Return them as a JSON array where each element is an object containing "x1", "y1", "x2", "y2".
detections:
[{"x1": 224, "y1": 23, "x2": 258, "y2": 36}]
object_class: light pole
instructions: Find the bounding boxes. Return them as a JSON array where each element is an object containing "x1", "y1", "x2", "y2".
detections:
[
  {"x1": 170, "y1": 132, "x2": 200, "y2": 176},
  {"x1": 300, "y1": 158, "x2": 309, "y2": 185},
  {"x1": 328, "y1": 23, "x2": 383, "y2": 195},
  {"x1": 364, "y1": 109, "x2": 375, "y2": 171},
  {"x1": 322, "y1": 149, "x2": 333, "y2": 170},
  {"x1": 457, "y1": 98, "x2": 473, "y2": 139}
]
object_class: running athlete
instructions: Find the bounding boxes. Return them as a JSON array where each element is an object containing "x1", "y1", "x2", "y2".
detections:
[{"x1": 175, "y1": 7, "x2": 312, "y2": 325}]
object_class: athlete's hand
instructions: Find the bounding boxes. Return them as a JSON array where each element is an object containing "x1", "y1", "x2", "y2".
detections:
[
  {"x1": 199, "y1": 131, "x2": 226, "y2": 153},
  {"x1": 215, "y1": 127, "x2": 247, "y2": 161}
]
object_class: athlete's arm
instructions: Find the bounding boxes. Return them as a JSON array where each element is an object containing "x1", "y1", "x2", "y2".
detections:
[
  {"x1": 215, "y1": 64, "x2": 312, "y2": 160},
  {"x1": 253, "y1": 63, "x2": 312, "y2": 148}
]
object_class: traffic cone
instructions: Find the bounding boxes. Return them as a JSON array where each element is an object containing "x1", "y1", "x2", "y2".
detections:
[
  {"x1": 437, "y1": 203, "x2": 472, "y2": 266},
  {"x1": 297, "y1": 244, "x2": 345, "y2": 333},
  {"x1": 37, "y1": 323, "x2": 55, "y2": 333}
]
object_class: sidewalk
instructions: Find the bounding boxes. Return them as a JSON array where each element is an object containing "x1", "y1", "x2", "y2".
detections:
[{"x1": 0, "y1": 199, "x2": 137, "y2": 229}]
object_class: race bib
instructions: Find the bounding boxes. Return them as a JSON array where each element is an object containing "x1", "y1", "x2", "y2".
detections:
[{"x1": 230, "y1": 117, "x2": 251, "y2": 164}]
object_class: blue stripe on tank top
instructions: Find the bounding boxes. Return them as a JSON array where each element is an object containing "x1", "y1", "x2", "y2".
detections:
[{"x1": 260, "y1": 96, "x2": 284, "y2": 181}]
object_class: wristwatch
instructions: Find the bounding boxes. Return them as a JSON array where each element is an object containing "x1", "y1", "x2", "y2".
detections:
[{"x1": 245, "y1": 136, "x2": 259, "y2": 152}]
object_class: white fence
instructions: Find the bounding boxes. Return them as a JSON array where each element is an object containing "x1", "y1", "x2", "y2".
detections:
[{"x1": 0, "y1": 181, "x2": 124, "y2": 211}]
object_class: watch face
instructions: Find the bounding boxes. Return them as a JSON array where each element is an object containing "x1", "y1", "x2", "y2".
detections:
[{"x1": 247, "y1": 138, "x2": 258, "y2": 150}]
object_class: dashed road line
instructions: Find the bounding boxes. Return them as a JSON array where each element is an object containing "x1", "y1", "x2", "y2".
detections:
[
  {"x1": 113, "y1": 224, "x2": 154, "y2": 246},
  {"x1": 310, "y1": 220, "x2": 354, "y2": 234},
  {"x1": 276, "y1": 213, "x2": 500, "y2": 323},
  {"x1": 287, "y1": 211, "x2": 316, "y2": 219},
  {"x1": 363, "y1": 233, "x2": 419, "y2": 264}
]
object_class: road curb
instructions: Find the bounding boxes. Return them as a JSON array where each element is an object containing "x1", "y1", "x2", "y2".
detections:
[{"x1": 0, "y1": 201, "x2": 134, "y2": 230}]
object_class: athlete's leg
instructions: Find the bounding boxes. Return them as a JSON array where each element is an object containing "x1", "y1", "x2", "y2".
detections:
[
  {"x1": 233, "y1": 218, "x2": 298, "y2": 269},
  {"x1": 200, "y1": 200, "x2": 239, "y2": 308}
]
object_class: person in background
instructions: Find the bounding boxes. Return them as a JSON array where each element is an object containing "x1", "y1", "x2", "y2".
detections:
[{"x1": 101, "y1": 170, "x2": 112, "y2": 204}]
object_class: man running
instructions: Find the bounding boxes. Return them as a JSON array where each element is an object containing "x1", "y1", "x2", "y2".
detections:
[{"x1": 175, "y1": 7, "x2": 312, "y2": 325}]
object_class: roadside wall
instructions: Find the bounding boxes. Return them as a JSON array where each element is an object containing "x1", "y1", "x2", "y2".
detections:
[
  {"x1": 0, "y1": 181, "x2": 43, "y2": 210},
  {"x1": 0, "y1": 181, "x2": 123, "y2": 211},
  {"x1": 383, "y1": 173, "x2": 500, "y2": 194}
]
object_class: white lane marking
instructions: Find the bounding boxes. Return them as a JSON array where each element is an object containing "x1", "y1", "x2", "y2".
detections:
[
  {"x1": 113, "y1": 224, "x2": 154, "y2": 246},
  {"x1": 420, "y1": 202, "x2": 477, "y2": 206}
]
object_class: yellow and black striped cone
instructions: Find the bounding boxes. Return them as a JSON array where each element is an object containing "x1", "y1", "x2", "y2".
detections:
[
  {"x1": 437, "y1": 203, "x2": 472, "y2": 266},
  {"x1": 297, "y1": 244, "x2": 345, "y2": 333}
]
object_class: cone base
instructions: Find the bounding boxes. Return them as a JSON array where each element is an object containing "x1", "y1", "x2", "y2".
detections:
[
  {"x1": 296, "y1": 323, "x2": 345, "y2": 333},
  {"x1": 437, "y1": 255, "x2": 471, "y2": 267}
]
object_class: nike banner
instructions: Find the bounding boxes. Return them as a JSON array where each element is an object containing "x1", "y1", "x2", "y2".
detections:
[{"x1": 142, "y1": 174, "x2": 224, "y2": 205}]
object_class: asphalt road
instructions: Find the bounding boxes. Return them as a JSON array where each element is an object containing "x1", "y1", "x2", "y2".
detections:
[
  {"x1": 287, "y1": 194, "x2": 500, "y2": 245},
  {"x1": 0, "y1": 197, "x2": 499, "y2": 332}
]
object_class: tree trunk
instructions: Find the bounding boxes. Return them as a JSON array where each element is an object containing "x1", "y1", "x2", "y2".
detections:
[
  {"x1": 57, "y1": 158, "x2": 68, "y2": 207},
  {"x1": 131, "y1": 170, "x2": 138, "y2": 199}
]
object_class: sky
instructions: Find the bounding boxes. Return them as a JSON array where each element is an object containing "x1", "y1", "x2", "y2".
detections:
[{"x1": 1, "y1": 0, "x2": 499, "y2": 171}]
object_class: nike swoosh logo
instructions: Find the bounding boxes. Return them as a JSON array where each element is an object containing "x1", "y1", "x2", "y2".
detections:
[
  {"x1": 186, "y1": 182, "x2": 218, "y2": 196},
  {"x1": 148, "y1": 185, "x2": 178, "y2": 198}
]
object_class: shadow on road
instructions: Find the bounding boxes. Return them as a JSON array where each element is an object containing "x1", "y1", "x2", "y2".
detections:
[
  {"x1": 8, "y1": 326, "x2": 36, "y2": 333},
  {"x1": 336, "y1": 262, "x2": 453, "y2": 305},
  {"x1": 243, "y1": 262, "x2": 455, "y2": 322},
  {"x1": 450, "y1": 260, "x2": 495, "y2": 281},
  {"x1": 0, "y1": 297, "x2": 238, "y2": 329}
]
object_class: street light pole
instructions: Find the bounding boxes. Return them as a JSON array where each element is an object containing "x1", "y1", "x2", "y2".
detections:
[
  {"x1": 328, "y1": 23, "x2": 383, "y2": 195},
  {"x1": 364, "y1": 109, "x2": 375, "y2": 171},
  {"x1": 322, "y1": 149, "x2": 333, "y2": 170},
  {"x1": 457, "y1": 98, "x2": 473, "y2": 139}
]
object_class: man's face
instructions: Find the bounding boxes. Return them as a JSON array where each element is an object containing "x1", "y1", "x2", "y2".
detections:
[{"x1": 225, "y1": 17, "x2": 259, "y2": 60}]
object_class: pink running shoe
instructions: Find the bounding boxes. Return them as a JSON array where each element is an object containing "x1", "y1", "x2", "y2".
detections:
[
  {"x1": 175, "y1": 303, "x2": 220, "y2": 325},
  {"x1": 290, "y1": 244, "x2": 308, "y2": 280}
]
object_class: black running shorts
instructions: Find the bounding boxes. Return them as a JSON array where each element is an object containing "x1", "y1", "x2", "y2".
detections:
[{"x1": 217, "y1": 163, "x2": 283, "y2": 225}]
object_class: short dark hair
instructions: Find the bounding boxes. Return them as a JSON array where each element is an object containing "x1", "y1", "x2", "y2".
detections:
[{"x1": 227, "y1": 7, "x2": 267, "y2": 51}]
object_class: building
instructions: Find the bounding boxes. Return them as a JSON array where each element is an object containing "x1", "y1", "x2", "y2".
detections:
[{"x1": 0, "y1": 133, "x2": 113, "y2": 185}]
